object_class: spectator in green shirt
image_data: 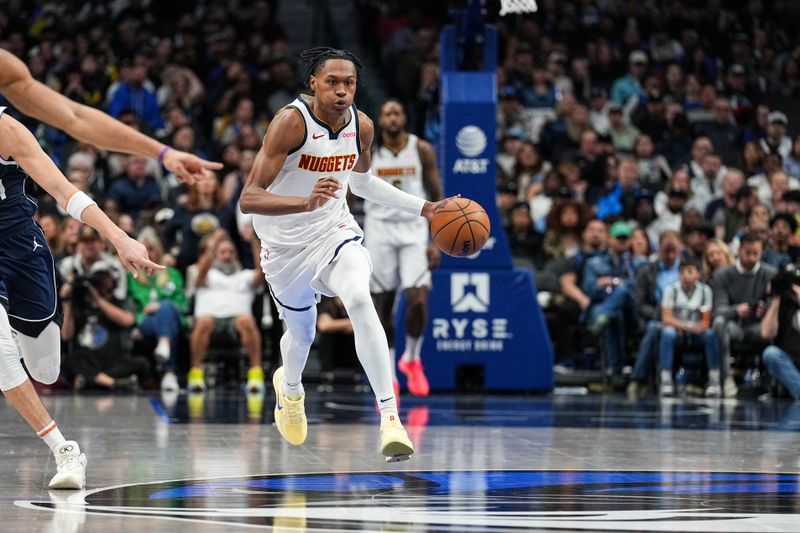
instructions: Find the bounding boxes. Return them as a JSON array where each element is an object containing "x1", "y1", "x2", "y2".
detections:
[{"x1": 128, "y1": 227, "x2": 187, "y2": 392}]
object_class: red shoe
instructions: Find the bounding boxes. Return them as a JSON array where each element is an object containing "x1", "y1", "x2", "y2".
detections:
[{"x1": 399, "y1": 358, "x2": 429, "y2": 397}]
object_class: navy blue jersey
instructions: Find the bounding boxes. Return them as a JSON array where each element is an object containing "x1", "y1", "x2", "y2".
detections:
[{"x1": 0, "y1": 107, "x2": 37, "y2": 233}]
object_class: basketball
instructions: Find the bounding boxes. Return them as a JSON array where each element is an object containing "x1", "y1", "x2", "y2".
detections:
[{"x1": 431, "y1": 197, "x2": 491, "y2": 257}]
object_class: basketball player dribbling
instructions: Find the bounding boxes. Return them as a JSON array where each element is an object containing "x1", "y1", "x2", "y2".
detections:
[
  {"x1": 366, "y1": 100, "x2": 442, "y2": 397},
  {"x1": 240, "y1": 48, "x2": 455, "y2": 461},
  {"x1": 0, "y1": 49, "x2": 220, "y2": 489}
]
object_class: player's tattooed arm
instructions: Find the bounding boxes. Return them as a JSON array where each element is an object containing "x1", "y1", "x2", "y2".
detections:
[{"x1": 239, "y1": 107, "x2": 339, "y2": 215}]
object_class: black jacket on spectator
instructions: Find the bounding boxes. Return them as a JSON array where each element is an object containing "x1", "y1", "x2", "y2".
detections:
[
  {"x1": 633, "y1": 261, "x2": 662, "y2": 327},
  {"x1": 775, "y1": 296, "x2": 800, "y2": 364}
]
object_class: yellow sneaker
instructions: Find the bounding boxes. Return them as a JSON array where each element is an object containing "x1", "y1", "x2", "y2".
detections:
[
  {"x1": 247, "y1": 366, "x2": 265, "y2": 395},
  {"x1": 380, "y1": 413, "x2": 414, "y2": 462},
  {"x1": 187, "y1": 367, "x2": 206, "y2": 392},
  {"x1": 272, "y1": 366, "x2": 307, "y2": 445}
]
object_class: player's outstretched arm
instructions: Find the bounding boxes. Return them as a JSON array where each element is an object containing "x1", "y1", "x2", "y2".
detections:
[
  {"x1": 239, "y1": 107, "x2": 340, "y2": 215},
  {"x1": 350, "y1": 112, "x2": 453, "y2": 220},
  {"x1": 0, "y1": 112, "x2": 162, "y2": 278},
  {"x1": 0, "y1": 50, "x2": 221, "y2": 185}
]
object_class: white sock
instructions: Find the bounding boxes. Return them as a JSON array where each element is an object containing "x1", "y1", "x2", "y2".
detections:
[
  {"x1": 404, "y1": 335, "x2": 423, "y2": 362},
  {"x1": 378, "y1": 396, "x2": 399, "y2": 417},
  {"x1": 282, "y1": 380, "x2": 304, "y2": 399},
  {"x1": 660, "y1": 369, "x2": 672, "y2": 385},
  {"x1": 37, "y1": 421, "x2": 67, "y2": 452},
  {"x1": 708, "y1": 368, "x2": 720, "y2": 385},
  {"x1": 154, "y1": 338, "x2": 170, "y2": 361},
  {"x1": 278, "y1": 310, "x2": 316, "y2": 392},
  {"x1": 320, "y1": 247, "x2": 396, "y2": 406}
]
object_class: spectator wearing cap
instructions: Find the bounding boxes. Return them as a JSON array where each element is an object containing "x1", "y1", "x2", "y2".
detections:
[
  {"x1": 497, "y1": 127, "x2": 526, "y2": 177},
  {"x1": 762, "y1": 213, "x2": 799, "y2": 270},
  {"x1": 611, "y1": 51, "x2": 649, "y2": 107},
  {"x1": 690, "y1": 152, "x2": 727, "y2": 212},
  {"x1": 760, "y1": 112, "x2": 792, "y2": 160},
  {"x1": 634, "y1": 134, "x2": 671, "y2": 193},
  {"x1": 783, "y1": 134, "x2": 800, "y2": 180},
  {"x1": 607, "y1": 103, "x2": 640, "y2": 152},
  {"x1": 506, "y1": 202, "x2": 545, "y2": 270},
  {"x1": 697, "y1": 97, "x2": 741, "y2": 167},
  {"x1": 497, "y1": 85, "x2": 535, "y2": 143},
  {"x1": 647, "y1": 170, "x2": 691, "y2": 247},
  {"x1": 588, "y1": 87, "x2": 612, "y2": 135},
  {"x1": 107, "y1": 155, "x2": 164, "y2": 222},
  {"x1": 706, "y1": 169, "x2": 744, "y2": 222},
  {"x1": 712, "y1": 232, "x2": 776, "y2": 397},
  {"x1": 583, "y1": 220, "x2": 647, "y2": 376},
  {"x1": 628, "y1": 230, "x2": 684, "y2": 398},
  {"x1": 58, "y1": 226, "x2": 128, "y2": 301},
  {"x1": 632, "y1": 90, "x2": 668, "y2": 142}
]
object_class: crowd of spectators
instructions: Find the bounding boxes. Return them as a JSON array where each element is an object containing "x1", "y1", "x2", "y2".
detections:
[
  {"x1": 359, "y1": 0, "x2": 800, "y2": 398},
  {"x1": 5, "y1": 0, "x2": 800, "y2": 399}
]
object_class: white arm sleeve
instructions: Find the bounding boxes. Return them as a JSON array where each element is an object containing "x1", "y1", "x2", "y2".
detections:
[{"x1": 349, "y1": 170, "x2": 426, "y2": 216}]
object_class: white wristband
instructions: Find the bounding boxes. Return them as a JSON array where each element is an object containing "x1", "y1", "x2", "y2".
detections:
[{"x1": 65, "y1": 191, "x2": 97, "y2": 222}]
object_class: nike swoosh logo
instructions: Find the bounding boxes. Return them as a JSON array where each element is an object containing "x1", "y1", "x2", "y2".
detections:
[
  {"x1": 312, "y1": 132, "x2": 325, "y2": 139},
  {"x1": 277, "y1": 396, "x2": 283, "y2": 410},
  {"x1": 379, "y1": 397, "x2": 394, "y2": 403}
]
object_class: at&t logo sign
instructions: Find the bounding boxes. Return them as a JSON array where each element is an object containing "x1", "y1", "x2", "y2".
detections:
[
  {"x1": 453, "y1": 125, "x2": 490, "y2": 174},
  {"x1": 432, "y1": 273, "x2": 511, "y2": 352}
]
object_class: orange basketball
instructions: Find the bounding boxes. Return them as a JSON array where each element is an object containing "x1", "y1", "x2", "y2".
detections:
[{"x1": 430, "y1": 197, "x2": 491, "y2": 257}]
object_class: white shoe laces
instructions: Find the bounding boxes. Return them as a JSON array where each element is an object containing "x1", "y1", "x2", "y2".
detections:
[
  {"x1": 284, "y1": 398, "x2": 305, "y2": 425},
  {"x1": 55, "y1": 446, "x2": 80, "y2": 471}
]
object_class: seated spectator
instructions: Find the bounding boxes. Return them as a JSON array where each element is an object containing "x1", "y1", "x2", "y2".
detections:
[
  {"x1": 696, "y1": 97, "x2": 740, "y2": 166},
  {"x1": 763, "y1": 170, "x2": 795, "y2": 213},
  {"x1": 59, "y1": 226, "x2": 128, "y2": 300},
  {"x1": 217, "y1": 97, "x2": 267, "y2": 146},
  {"x1": 730, "y1": 202, "x2": 771, "y2": 255},
  {"x1": 543, "y1": 200, "x2": 586, "y2": 260},
  {"x1": 660, "y1": 260, "x2": 719, "y2": 397},
  {"x1": 690, "y1": 153, "x2": 725, "y2": 213},
  {"x1": 628, "y1": 230, "x2": 683, "y2": 398},
  {"x1": 496, "y1": 127, "x2": 525, "y2": 177},
  {"x1": 584, "y1": 221, "x2": 647, "y2": 376},
  {"x1": 107, "y1": 60, "x2": 164, "y2": 131},
  {"x1": 748, "y1": 153, "x2": 786, "y2": 202},
  {"x1": 647, "y1": 172, "x2": 690, "y2": 247},
  {"x1": 61, "y1": 267, "x2": 147, "y2": 390},
  {"x1": 611, "y1": 51, "x2": 648, "y2": 107},
  {"x1": 703, "y1": 239, "x2": 735, "y2": 283},
  {"x1": 596, "y1": 157, "x2": 639, "y2": 220},
  {"x1": 187, "y1": 231, "x2": 264, "y2": 394},
  {"x1": 712, "y1": 232, "x2": 776, "y2": 397},
  {"x1": 783, "y1": 134, "x2": 800, "y2": 180},
  {"x1": 760, "y1": 267, "x2": 800, "y2": 401},
  {"x1": 760, "y1": 111, "x2": 792, "y2": 160},
  {"x1": 127, "y1": 228, "x2": 188, "y2": 392},
  {"x1": 715, "y1": 185, "x2": 757, "y2": 243},
  {"x1": 37, "y1": 213, "x2": 65, "y2": 259},
  {"x1": 529, "y1": 171, "x2": 567, "y2": 231},
  {"x1": 740, "y1": 140, "x2": 765, "y2": 177},
  {"x1": 705, "y1": 169, "x2": 744, "y2": 222},
  {"x1": 634, "y1": 134, "x2": 671, "y2": 192},
  {"x1": 630, "y1": 227, "x2": 653, "y2": 261},
  {"x1": 762, "y1": 213, "x2": 799, "y2": 270},
  {"x1": 506, "y1": 202, "x2": 545, "y2": 270},
  {"x1": 607, "y1": 104, "x2": 640, "y2": 152},
  {"x1": 682, "y1": 221, "x2": 715, "y2": 264},
  {"x1": 162, "y1": 170, "x2": 234, "y2": 272},
  {"x1": 222, "y1": 148, "x2": 256, "y2": 205},
  {"x1": 654, "y1": 168, "x2": 691, "y2": 217},
  {"x1": 513, "y1": 142, "x2": 549, "y2": 202},
  {"x1": 632, "y1": 189, "x2": 657, "y2": 230},
  {"x1": 107, "y1": 155, "x2": 164, "y2": 221}
]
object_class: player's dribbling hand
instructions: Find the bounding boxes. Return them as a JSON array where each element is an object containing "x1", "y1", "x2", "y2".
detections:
[
  {"x1": 162, "y1": 148, "x2": 223, "y2": 186},
  {"x1": 112, "y1": 235, "x2": 165, "y2": 279},
  {"x1": 421, "y1": 194, "x2": 461, "y2": 221},
  {"x1": 305, "y1": 177, "x2": 341, "y2": 212}
]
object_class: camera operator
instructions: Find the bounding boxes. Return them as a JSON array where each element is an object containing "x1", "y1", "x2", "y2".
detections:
[
  {"x1": 61, "y1": 267, "x2": 149, "y2": 390},
  {"x1": 760, "y1": 266, "x2": 800, "y2": 401},
  {"x1": 58, "y1": 226, "x2": 128, "y2": 300}
]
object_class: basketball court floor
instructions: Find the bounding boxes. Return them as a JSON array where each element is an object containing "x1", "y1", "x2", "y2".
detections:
[{"x1": 2, "y1": 391, "x2": 799, "y2": 532}]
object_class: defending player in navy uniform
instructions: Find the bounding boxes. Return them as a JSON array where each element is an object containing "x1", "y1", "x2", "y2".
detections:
[
  {"x1": 0, "y1": 47, "x2": 219, "y2": 490},
  {"x1": 366, "y1": 100, "x2": 443, "y2": 397},
  {"x1": 241, "y1": 48, "x2": 456, "y2": 462}
]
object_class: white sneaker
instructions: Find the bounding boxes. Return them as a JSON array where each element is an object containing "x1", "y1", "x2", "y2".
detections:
[
  {"x1": 160, "y1": 371, "x2": 179, "y2": 392},
  {"x1": 49, "y1": 441, "x2": 87, "y2": 490},
  {"x1": 659, "y1": 381, "x2": 674, "y2": 398},
  {"x1": 705, "y1": 382, "x2": 721, "y2": 398},
  {"x1": 154, "y1": 339, "x2": 171, "y2": 364},
  {"x1": 723, "y1": 376, "x2": 738, "y2": 398}
]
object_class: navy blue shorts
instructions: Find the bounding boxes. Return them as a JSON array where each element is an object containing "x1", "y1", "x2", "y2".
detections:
[{"x1": 0, "y1": 221, "x2": 60, "y2": 337}]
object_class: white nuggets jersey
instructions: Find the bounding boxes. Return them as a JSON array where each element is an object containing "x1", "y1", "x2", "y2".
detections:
[
  {"x1": 252, "y1": 95, "x2": 361, "y2": 249},
  {"x1": 366, "y1": 134, "x2": 425, "y2": 222}
]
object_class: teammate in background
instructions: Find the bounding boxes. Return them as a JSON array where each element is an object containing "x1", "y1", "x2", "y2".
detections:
[
  {"x1": 240, "y1": 48, "x2": 452, "y2": 461},
  {"x1": 0, "y1": 108, "x2": 161, "y2": 489},
  {"x1": 366, "y1": 100, "x2": 443, "y2": 397},
  {"x1": 0, "y1": 49, "x2": 220, "y2": 490}
]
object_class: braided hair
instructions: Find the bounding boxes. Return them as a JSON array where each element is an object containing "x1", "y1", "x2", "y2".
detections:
[{"x1": 299, "y1": 47, "x2": 364, "y2": 91}]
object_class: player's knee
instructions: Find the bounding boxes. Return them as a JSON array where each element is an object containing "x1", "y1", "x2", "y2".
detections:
[
  {"x1": 28, "y1": 358, "x2": 61, "y2": 385},
  {"x1": 17, "y1": 322, "x2": 61, "y2": 385}
]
